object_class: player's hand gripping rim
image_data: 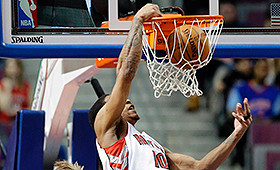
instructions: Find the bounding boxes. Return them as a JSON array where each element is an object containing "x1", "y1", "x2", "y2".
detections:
[{"x1": 232, "y1": 98, "x2": 252, "y2": 127}]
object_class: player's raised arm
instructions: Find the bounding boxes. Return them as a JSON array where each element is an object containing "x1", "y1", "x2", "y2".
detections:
[
  {"x1": 94, "y1": 4, "x2": 161, "y2": 147},
  {"x1": 165, "y1": 98, "x2": 252, "y2": 170}
]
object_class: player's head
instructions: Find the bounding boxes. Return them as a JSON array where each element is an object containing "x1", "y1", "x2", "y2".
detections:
[
  {"x1": 89, "y1": 94, "x2": 140, "y2": 129},
  {"x1": 4, "y1": 59, "x2": 24, "y2": 84},
  {"x1": 121, "y1": 98, "x2": 140, "y2": 125},
  {"x1": 89, "y1": 94, "x2": 110, "y2": 129},
  {"x1": 252, "y1": 59, "x2": 268, "y2": 83},
  {"x1": 5, "y1": 59, "x2": 23, "y2": 76},
  {"x1": 234, "y1": 59, "x2": 252, "y2": 75},
  {"x1": 54, "y1": 160, "x2": 84, "y2": 170},
  {"x1": 220, "y1": 1, "x2": 237, "y2": 26}
]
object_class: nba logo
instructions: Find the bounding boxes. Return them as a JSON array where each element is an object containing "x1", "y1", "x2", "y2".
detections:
[{"x1": 18, "y1": 0, "x2": 37, "y2": 28}]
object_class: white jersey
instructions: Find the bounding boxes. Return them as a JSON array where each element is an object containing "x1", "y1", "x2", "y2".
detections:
[{"x1": 96, "y1": 122, "x2": 169, "y2": 170}]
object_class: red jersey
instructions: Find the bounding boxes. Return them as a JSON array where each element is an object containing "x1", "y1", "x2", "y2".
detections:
[
  {"x1": 97, "y1": 122, "x2": 169, "y2": 170},
  {"x1": 0, "y1": 81, "x2": 30, "y2": 122}
]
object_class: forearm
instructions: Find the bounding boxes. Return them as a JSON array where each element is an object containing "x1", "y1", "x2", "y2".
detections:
[
  {"x1": 107, "y1": 17, "x2": 144, "y2": 121},
  {"x1": 166, "y1": 131, "x2": 243, "y2": 170},
  {"x1": 117, "y1": 3, "x2": 161, "y2": 78},
  {"x1": 198, "y1": 130, "x2": 243, "y2": 170},
  {"x1": 116, "y1": 17, "x2": 143, "y2": 79},
  {"x1": 198, "y1": 98, "x2": 252, "y2": 169},
  {"x1": 167, "y1": 98, "x2": 252, "y2": 170}
]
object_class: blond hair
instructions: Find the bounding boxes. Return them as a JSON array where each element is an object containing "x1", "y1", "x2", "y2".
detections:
[{"x1": 54, "y1": 160, "x2": 84, "y2": 170}]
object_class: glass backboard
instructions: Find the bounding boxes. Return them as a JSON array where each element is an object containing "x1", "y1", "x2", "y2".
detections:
[
  {"x1": 216, "y1": 0, "x2": 280, "y2": 58},
  {"x1": 1, "y1": 0, "x2": 280, "y2": 59}
]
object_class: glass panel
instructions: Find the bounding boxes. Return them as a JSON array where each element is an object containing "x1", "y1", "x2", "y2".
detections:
[
  {"x1": 14, "y1": 0, "x2": 211, "y2": 32},
  {"x1": 153, "y1": 0, "x2": 209, "y2": 15},
  {"x1": 36, "y1": 0, "x2": 104, "y2": 27},
  {"x1": 219, "y1": 0, "x2": 274, "y2": 28},
  {"x1": 13, "y1": 0, "x2": 280, "y2": 34},
  {"x1": 15, "y1": 0, "x2": 110, "y2": 29}
]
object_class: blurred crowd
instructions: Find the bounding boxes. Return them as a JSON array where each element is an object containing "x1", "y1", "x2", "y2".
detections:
[
  {"x1": 152, "y1": 1, "x2": 279, "y2": 168},
  {"x1": 153, "y1": 0, "x2": 273, "y2": 27},
  {"x1": 0, "y1": 59, "x2": 31, "y2": 168},
  {"x1": 185, "y1": 57, "x2": 280, "y2": 168},
  {"x1": 0, "y1": 0, "x2": 278, "y2": 168}
]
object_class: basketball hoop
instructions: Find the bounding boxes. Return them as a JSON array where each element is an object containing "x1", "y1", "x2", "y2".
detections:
[{"x1": 142, "y1": 14, "x2": 224, "y2": 98}]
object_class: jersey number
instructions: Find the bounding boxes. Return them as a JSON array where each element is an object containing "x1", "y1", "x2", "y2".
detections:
[{"x1": 153, "y1": 151, "x2": 168, "y2": 169}]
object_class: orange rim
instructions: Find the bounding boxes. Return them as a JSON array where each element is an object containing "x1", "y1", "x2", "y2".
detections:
[
  {"x1": 95, "y1": 58, "x2": 118, "y2": 68},
  {"x1": 143, "y1": 14, "x2": 224, "y2": 30},
  {"x1": 101, "y1": 14, "x2": 224, "y2": 29},
  {"x1": 143, "y1": 14, "x2": 224, "y2": 51},
  {"x1": 95, "y1": 58, "x2": 146, "y2": 68},
  {"x1": 149, "y1": 14, "x2": 223, "y2": 22},
  {"x1": 101, "y1": 14, "x2": 224, "y2": 52}
]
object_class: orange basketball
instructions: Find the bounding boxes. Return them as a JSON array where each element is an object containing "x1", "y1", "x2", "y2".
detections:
[{"x1": 166, "y1": 25, "x2": 210, "y2": 70}]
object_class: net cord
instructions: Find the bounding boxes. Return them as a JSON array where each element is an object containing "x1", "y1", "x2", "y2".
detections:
[{"x1": 142, "y1": 18, "x2": 223, "y2": 98}]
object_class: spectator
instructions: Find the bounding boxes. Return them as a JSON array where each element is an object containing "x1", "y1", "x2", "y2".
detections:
[
  {"x1": 220, "y1": 1, "x2": 241, "y2": 27},
  {"x1": 226, "y1": 59, "x2": 280, "y2": 168},
  {"x1": 263, "y1": 8, "x2": 271, "y2": 27},
  {"x1": 0, "y1": 59, "x2": 31, "y2": 145},
  {"x1": 222, "y1": 59, "x2": 252, "y2": 102},
  {"x1": 273, "y1": 59, "x2": 280, "y2": 94},
  {"x1": 185, "y1": 0, "x2": 246, "y2": 112},
  {"x1": 227, "y1": 59, "x2": 280, "y2": 123},
  {"x1": 210, "y1": 59, "x2": 252, "y2": 137}
]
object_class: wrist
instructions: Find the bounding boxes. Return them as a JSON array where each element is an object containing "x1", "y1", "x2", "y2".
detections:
[
  {"x1": 133, "y1": 15, "x2": 144, "y2": 24},
  {"x1": 233, "y1": 128, "x2": 245, "y2": 139}
]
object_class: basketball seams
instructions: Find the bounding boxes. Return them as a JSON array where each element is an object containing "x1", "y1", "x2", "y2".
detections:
[
  {"x1": 171, "y1": 28, "x2": 180, "y2": 63},
  {"x1": 168, "y1": 29, "x2": 181, "y2": 68},
  {"x1": 191, "y1": 27, "x2": 200, "y2": 60},
  {"x1": 192, "y1": 27, "x2": 209, "y2": 62},
  {"x1": 178, "y1": 26, "x2": 192, "y2": 63},
  {"x1": 167, "y1": 25, "x2": 210, "y2": 70},
  {"x1": 167, "y1": 31, "x2": 176, "y2": 62},
  {"x1": 169, "y1": 27, "x2": 186, "y2": 69}
]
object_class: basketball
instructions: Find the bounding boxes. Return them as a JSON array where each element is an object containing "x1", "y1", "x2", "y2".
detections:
[{"x1": 166, "y1": 25, "x2": 210, "y2": 70}]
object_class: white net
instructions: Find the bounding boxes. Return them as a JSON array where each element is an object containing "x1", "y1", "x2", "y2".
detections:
[{"x1": 142, "y1": 16, "x2": 223, "y2": 98}]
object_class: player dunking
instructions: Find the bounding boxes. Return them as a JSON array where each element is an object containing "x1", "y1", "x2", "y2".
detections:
[
  {"x1": 54, "y1": 3, "x2": 252, "y2": 170},
  {"x1": 87, "y1": 3, "x2": 253, "y2": 170}
]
